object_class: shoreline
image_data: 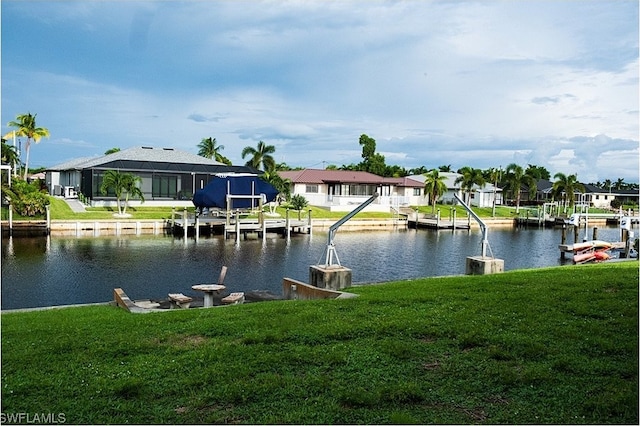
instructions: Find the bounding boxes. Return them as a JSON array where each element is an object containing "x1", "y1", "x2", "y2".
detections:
[{"x1": 2, "y1": 217, "x2": 618, "y2": 237}]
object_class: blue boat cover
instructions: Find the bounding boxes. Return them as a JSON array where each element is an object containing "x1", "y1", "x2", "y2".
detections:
[{"x1": 193, "y1": 175, "x2": 279, "y2": 209}]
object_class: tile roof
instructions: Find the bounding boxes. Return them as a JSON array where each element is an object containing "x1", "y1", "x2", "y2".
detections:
[
  {"x1": 280, "y1": 169, "x2": 423, "y2": 187},
  {"x1": 280, "y1": 169, "x2": 384, "y2": 184}
]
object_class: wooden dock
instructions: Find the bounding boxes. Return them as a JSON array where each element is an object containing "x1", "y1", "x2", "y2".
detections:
[
  {"x1": 170, "y1": 211, "x2": 312, "y2": 240},
  {"x1": 408, "y1": 217, "x2": 470, "y2": 230}
]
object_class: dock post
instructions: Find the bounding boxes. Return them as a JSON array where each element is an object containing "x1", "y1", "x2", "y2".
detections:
[
  {"x1": 436, "y1": 209, "x2": 440, "y2": 228},
  {"x1": 308, "y1": 209, "x2": 312, "y2": 235},
  {"x1": 452, "y1": 208, "x2": 457, "y2": 230},
  {"x1": 414, "y1": 209, "x2": 419, "y2": 230},
  {"x1": 592, "y1": 227, "x2": 598, "y2": 240},
  {"x1": 261, "y1": 211, "x2": 266, "y2": 241},
  {"x1": 573, "y1": 225, "x2": 579, "y2": 243},
  {"x1": 183, "y1": 208, "x2": 188, "y2": 239},
  {"x1": 171, "y1": 207, "x2": 175, "y2": 228},
  {"x1": 195, "y1": 215, "x2": 200, "y2": 240},
  {"x1": 235, "y1": 211, "x2": 241, "y2": 244},
  {"x1": 8, "y1": 204, "x2": 12, "y2": 236},
  {"x1": 46, "y1": 205, "x2": 51, "y2": 235},
  {"x1": 286, "y1": 209, "x2": 291, "y2": 240},
  {"x1": 561, "y1": 225, "x2": 567, "y2": 260}
]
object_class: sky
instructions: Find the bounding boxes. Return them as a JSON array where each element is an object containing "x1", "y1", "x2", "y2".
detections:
[{"x1": 1, "y1": 0, "x2": 638, "y2": 183}]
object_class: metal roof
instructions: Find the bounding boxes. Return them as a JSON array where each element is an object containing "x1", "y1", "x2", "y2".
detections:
[{"x1": 47, "y1": 146, "x2": 258, "y2": 174}]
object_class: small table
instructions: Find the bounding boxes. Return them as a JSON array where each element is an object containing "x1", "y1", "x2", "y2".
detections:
[{"x1": 192, "y1": 284, "x2": 226, "y2": 308}]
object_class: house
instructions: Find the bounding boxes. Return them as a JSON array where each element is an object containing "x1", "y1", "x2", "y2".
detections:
[
  {"x1": 278, "y1": 169, "x2": 425, "y2": 212},
  {"x1": 534, "y1": 179, "x2": 636, "y2": 210},
  {"x1": 45, "y1": 146, "x2": 258, "y2": 207},
  {"x1": 408, "y1": 172, "x2": 502, "y2": 208}
]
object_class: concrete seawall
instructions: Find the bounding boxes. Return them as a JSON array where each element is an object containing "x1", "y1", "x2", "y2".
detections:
[{"x1": 3, "y1": 216, "x2": 615, "y2": 236}]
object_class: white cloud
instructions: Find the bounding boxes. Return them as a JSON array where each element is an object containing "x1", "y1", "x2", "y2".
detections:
[{"x1": 1, "y1": 1, "x2": 637, "y2": 182}]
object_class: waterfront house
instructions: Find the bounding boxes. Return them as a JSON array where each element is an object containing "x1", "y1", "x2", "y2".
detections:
[
  {"x1": 278, "y1": 169, "x2": 425, "y2": 212},
  {"x1": 533, "y1": 179, "x2": 635, "y2": 210},
  {"x1": 408, "y1": 172, "x2": 502, "y2": 208},
  {"x1": 45, "y1": 146, "x2": 258, "y2": 207}
]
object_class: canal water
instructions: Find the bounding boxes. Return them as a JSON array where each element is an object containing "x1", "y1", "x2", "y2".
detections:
[{"x1": 0, "y1": 225, "x2": 631, "y2": 310}]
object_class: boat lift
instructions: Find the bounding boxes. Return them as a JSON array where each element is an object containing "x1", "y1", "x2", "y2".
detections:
[
  {"x1": 323, "y1": 193, "x2": 379, "y2": 266},
  {"x1": 453, "y1": 193, "x2": 492, "y2": 258}
]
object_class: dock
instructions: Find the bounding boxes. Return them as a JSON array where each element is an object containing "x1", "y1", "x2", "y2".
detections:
[
  {"x1": 407, "y1": 217, "x2": 470, "y2": 230},
  {"x1": 170, "y1": 209, "x2": 312, "y2": 240}
]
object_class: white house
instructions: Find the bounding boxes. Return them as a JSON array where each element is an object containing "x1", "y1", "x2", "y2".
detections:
[
  {"x1": 279, "y1": 169, "x2": 426, "y2": 212},
  {"x1": 408, "y1": 172, "x2": 502, "y2": 208}
]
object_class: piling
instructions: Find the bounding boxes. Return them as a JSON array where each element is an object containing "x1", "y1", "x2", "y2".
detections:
[
  {"x1": 573, "y1": 225, "x2": 579, "y2": 243},
  {"x1": 561, "y1": 225, "x2": 567, "y2": 260},
  {"x1": 183, "y1": 208, "x2": 188, "y2": 239},
  {"x1": 8, "y1": 204, "x2": 12, "y2": 236},
  {"x1": 46, "y1": 205, "x2": 51, "y2": 235},
  {"x1": 592, "y1": 227, "x2": 598, "y2": 240},
  {"x1": 286, "y1": 209, "x2": 291, "y2": 240},
  {"x1": 452, "y1": 208, "x2": 457, "y2": 230},
  {"x1": 235, "y1": 211, "x2": 240, "y2": 244}
]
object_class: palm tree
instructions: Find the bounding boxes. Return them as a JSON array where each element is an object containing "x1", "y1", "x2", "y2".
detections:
[
  {"x1": 502, "y1": 163, "x2": 537, "y2": 214},
  {"x1": 260, "y1": 168, "x2": 291, "y2": 203},
  {"x1": 100, "y1": 170, "x2": 145, "y2": 216},
  {"x1": 454, "y1": 166, "x2": 485, "y2": 204},
  {"x1": 1, "y1": 138, "x2": 21, "y2": 172},
  {"x1": 613, "y1": 178, "x2": 625, "y2": 191},
  {"x1": 241, "y1": 141, "x2": 276, "y2": 171},
  {"x1": 552, "y1": 173, "x2": 585, "y2": 211},
  {"x1": 4, "y1": 113, "x2": 50, "y2": 180},
  {"x1": 423, "y1": 169, "x2": 448, "y2": 214},
  {"x1": 197, "y1": 137, "x2": 231, "y2": 165}
]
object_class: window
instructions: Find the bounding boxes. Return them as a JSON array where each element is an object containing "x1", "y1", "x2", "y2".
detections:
[
  {"x1": 152, "y1": 175, "x2": 178, "y2": 198},
  {"x1": 413, "y1": 188, "x2": 421, "y2": 196},
  {"x1": 305, "y1": 184, "x2": 319, "y2": 193}
]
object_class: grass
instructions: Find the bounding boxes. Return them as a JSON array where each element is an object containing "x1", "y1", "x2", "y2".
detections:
[
  {"x1": 2, "y1": 262, "x2": 637, "y2": 424},
  {"x1": 2, "y1": 195, "x2": 622, "y2": 222}
]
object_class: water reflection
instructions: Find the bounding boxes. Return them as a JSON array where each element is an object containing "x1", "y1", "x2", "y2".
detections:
[{"x1": 0, "y1": 225, "x2": 630, "y2": 310}]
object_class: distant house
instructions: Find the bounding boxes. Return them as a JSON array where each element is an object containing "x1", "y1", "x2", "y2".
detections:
[
  {"x1": 534, "y1": 179, "x2": 635, "y2": 210},
  {"x1": 45, "y1": 146, "x2": 258, "y2": 207},
  {"x1": 279, "y1": 169, "x2": 425, "y2": 212},
  {"x1": 408, "y1": 172, "x2": 502, "y2": 208}
]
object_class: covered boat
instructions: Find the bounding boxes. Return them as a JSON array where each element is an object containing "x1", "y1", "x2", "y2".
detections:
[{"x1": 192, "y1": 174, "x2": 279, "y2": 210}]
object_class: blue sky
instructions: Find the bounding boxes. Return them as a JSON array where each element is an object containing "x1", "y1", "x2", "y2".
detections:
[{"x1": 2, "y1": 0, "x2": 638, "y2": 183}]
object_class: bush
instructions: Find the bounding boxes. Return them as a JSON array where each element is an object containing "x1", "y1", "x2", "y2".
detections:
[
  {"x1": 289, "y1": 194, "x2": 308, "y2": 211},
  {"x1": 2, "y1": 178, "x2": 50, "y2": 216},
  {"x1": 610, "y1": 199, "x2": 622, "y2": 209}
]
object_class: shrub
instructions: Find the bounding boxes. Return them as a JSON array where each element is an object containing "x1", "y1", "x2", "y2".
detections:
[{"x1": 2, "y1": 178, "x2": 50, "y2": 216}]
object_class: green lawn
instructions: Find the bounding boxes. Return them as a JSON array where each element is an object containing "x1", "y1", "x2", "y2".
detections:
[{"x1": 2, "y1": 262, "x2": 637, "y2": 424}]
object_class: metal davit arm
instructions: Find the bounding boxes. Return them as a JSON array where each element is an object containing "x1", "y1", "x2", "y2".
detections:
[
  {"x1": 453, "y1": 193, "x2": 490, "y2": 258},
  {"x1": 324, "y1": 192, "x2": 379, "y2": 266}
]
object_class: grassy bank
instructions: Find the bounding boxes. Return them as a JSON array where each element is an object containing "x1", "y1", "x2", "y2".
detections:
[{"x1": 2, "y1": 262, "x2": 637, "y2": 424}]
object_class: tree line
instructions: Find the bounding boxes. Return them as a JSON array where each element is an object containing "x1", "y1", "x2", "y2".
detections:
[{"x1": 1, "y1": 112, "x2": 637, "y2": 216}]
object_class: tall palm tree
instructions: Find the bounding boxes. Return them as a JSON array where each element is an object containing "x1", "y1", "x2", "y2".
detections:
[
  {"x1": 4, "y1": 113, "x2": 50, "y2": 180},
  {"x1": 198, "y1": 137, "x2": 224, "y2": 161},
  {"x1": 502, "y1": 163, "x2": 537, "y2": 213},
  {"x1": 241, "y1": 141, "x2": 276, "y2": 171},
  {"x1": 423, "y1": 169, "x2": 448, "y2": 214},
  {"x1": 552, "y1": 173, "x2": 585, "y2": 211},
  {"x1": 100, "y1": 170, "x2": 145, "y2": 216},
  {"x1": 454, "y1": 166, "x2": 485, "y2": 204}
]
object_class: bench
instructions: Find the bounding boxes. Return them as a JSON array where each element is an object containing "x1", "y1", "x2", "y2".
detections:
[
  {"x1": 168, "y1": 293, "x2": 193, "y2": 309},
  {"x1": 222, "y1": 292, "x2": 245, "y2": 305}
]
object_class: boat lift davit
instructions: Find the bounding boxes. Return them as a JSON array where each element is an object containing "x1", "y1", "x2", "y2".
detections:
[{"x1": 323, "y1": 193, "x2": 379, "y2": 266}]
